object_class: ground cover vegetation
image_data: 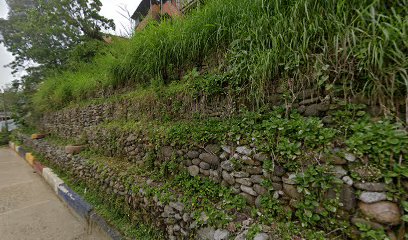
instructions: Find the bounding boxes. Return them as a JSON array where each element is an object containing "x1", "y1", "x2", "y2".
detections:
[
  {"x1": 30, "y1": 0, "x2": 408, "y2": 120},
  {"x1": 20, "y1": 103, "x2": 407, "y2": 239}
]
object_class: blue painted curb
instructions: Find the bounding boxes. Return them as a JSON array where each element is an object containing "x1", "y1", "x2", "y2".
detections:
[
  {"x1": 17, "y1": 147, "x2": 27, "y2": 158},
  {"x1": 57, "y1": 183, "x2": 93, "y2": 220},
  {"x1": 90, "y1": 212, "x2": 123, "y2": 240}
]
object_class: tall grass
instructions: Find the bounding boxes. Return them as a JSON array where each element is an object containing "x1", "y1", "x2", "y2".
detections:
[{"x1": 35, "y1": 0, "x2": 407, "y2": 116}]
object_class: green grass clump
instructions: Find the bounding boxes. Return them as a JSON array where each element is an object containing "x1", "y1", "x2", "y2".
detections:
[
  {"x1": 33, "y1": 0, "x2": 407, "y2": 115},
  {"x1": 33, "y1": 38, "x2": 129, "y2": 111}
]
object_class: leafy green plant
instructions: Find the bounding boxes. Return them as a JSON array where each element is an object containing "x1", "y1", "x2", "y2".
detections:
[
  {"x1": 355, "y1": 223, "x2": 389, "y2": 240},
  {"x1": 294, "y1": 165, "x2": 342, "y2": 228}
]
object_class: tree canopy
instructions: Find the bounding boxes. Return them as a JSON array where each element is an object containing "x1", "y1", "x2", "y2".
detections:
[{"x1": 0, "y1": 0, "x2": 115, "y2": 72}]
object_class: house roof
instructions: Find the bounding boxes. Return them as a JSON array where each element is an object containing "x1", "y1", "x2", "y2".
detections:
[{"x1": 131, "y1": 0, "x2": 172, "y2": 20}]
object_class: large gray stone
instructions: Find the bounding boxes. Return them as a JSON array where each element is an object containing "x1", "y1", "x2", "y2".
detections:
[
  {"x1": 273, "y1": 165, "x2": 285, "y2": 177},
  {"x1": 221, "y1": 160, "x2": 234, "y2": 172},
  {"x1": 340, "y1": 185, "x2": 356, "y2": 211},
  {"x1": 205, "y1": 144, "x2": 222, "y2": 154},
  {"x1": 197, "y1": 227, "x2": 215, "y2": 240},
  {"x1": 186, "y1": 150, "x2": 200, "y2": 159},
  {"x1": 65, "y1": 145, "x2": 85, "y2": 155},
  {"x1": 214, "y1": 229, "x2": 230, "y2": 240},
  {"x1": 333, "y1": 166, "x2": 347, "y2": 178},
  {"x1": 241, "y1": 185, "x2": 258, "y2": 196},
  {"x1": 253, "y1": 184, "x2": 267, "y2": 195},
  {"x1": 359, "y1": 201, "x2": 401, "y2": 225},
  {"x1": 161, "y1": 146, "x2": 174, "y2": 157},
  {"x1": 282, "y1": 173, "x2": 297, "y2": 185},
  {"x1": 254, "y1": 233, "x2": 270, "y2": 240},
  {"x1": 283, "y1": 183, "x2": 301, "y2": 199},
  {"x1": 239, "y1": 193, "x2": 255, "y2": 205},
  {"x1": 222, "y1": 171, "x2": 235, "y2": 185},
  {"x1": 199, "y1": 161, "x2": 211, "y2": 170},
  {"x1": 344, "y1": 153, "x2": 356, "y2": 162},
  {"x1": 359, "y1": 191, "x2": 387, "y2": 203},
  {"x1": 199, "y1": 153, "x2": 220, "y2": 166},
  {"x1": 244, "y1": 166, "x2": 263, "y2": 175},
  {"x1": 354, "y1": 182, "x2": 387, "y2": 192},
  {"x1": 236, "y1": 146, "x2": 252, "y2": 156},
  {"x1": 188, "y1": 165, "x2": 200, "y2": 177},
  {"x1": 232, "y1": 171, "x2": 250, "y2": 178},
  {"x1": 221, "y1": 145, "x2": 233, "y2": 154},
  {"x1": 250, "y1": 175, "x2": 264, "y2": 184},
  {"x1": 236, "y1": 178, "x2": 252, "y2": 186},
  {"x1": 253, "y1": 153, "x2": 269, "y2": 162}
]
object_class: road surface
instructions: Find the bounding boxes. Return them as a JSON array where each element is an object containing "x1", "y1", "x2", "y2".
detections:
[{"x1": 0, "y1": 147, "x2": 105, "y2": 240}]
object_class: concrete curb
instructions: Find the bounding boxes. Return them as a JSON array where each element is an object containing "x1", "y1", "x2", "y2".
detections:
[{"x1": 9, "y1": 142, "x2": 123, "y2": 240}]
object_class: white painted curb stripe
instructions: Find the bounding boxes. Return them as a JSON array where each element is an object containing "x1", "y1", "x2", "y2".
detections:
[{"x1": 42, "y1": 168, "x2": 64, "y2": 194}]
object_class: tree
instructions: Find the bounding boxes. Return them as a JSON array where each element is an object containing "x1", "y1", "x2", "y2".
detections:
[{"x1": 0, "y1": 0, "x2": 115, "y2": 71}]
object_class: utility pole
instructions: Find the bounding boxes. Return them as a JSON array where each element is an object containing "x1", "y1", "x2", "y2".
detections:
[{"x1": 1, "y1": 88, "x2": 8, "y2": 132}]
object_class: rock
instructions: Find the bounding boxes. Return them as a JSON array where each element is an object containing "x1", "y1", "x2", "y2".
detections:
[
  {"x1": 273, "y1": 165, "x2": 285, "y2": 176},
  {"x1": 188, "y1": 166, "x2": 200, "y2": 177},
  {"x1": 344, "y1": 153, "x2": 356, "y2": 162},
  {"x1": 197, "y1": 227, "x2": 215, "y2": 240},
  {"x1": 219, "y1": 152, "x2": 229, "y2": 160},
  {"x1": 340, "y1": 185, "x2": 356, "y2": 211},
  {"x1": 232, "y1": 171, "x2": 250, "y2": 178},
  {"x1": 200, "y1": 169, "x2": 210, "y2": 176},
  {"x1": 192, "y1": 158, "x2": 201, "y2": 165},
  {"x1": 161, "y1": 146, "x2": 174, "y2": 157},
  {"x1": 241, "y1": 156, "x2": 255, "y2": 165},
  {"x1": 239, "y1": 193, "x2": 255, "y2": 205},
  {"x1": 182, "y1": 158, "x2": 192, "y2": 166},
  {"x1": 351, "y1": 217, "x2": 384, "y2": 230},
  {"x1": 254, "y1": 233, "x2": 270, "y2": 240},
  {"x1": 359, "y1": 192, "x2": 387, "y2": 203},
  {"x1": 187, "y1": 150, "x2": 200, "y2": 159},
  {"x1": 199, "y1": 153, "x2": 220, "y2": 166},
  {"x1": 199, "y1": 161, "x2": 211, "y2": 170},
  {"x1": 65, "y1": 145, "x2": 85, "y2": 155},
  {"x1": 255, "y1": 195, "x2": 262, "y2": 208},
  {"x1": 205, "y1": 144, "x2": 222, "y2": 154},
  {"x1": 241, "y1": 185, "x2": 258, "y2": 196},
  {"x1": 271, "y1": 182, "x2": 283, "y2": 191},
  {"x1": 169, "y1": 202, "x2": 184, "y2": 212},
  {"x1": 222, "y1": 171, "x2": 235, "y2": 185},
  {"x1": 253, "y1": 153, "x2": 269, "y2": 162},
  {"x1": 333, "y1": 166, "x2": 347, "y2": 178},
  {"x1": 236, "y1": 146, "x2": 252, "y2": 156},
  {"x1": 183, "y1": 213, "x2": 191, "y2": 222},
  {"x1": 342, "y1": 176, "x2": 353, "y2": 186},
  {"x1": 236, "y1": 178, "x2": 252, "y2": 186},
  {"x1": 214, "y1": 229, "x2": 230, "y2": 240},
  {"x1": 283, "y1": 183, "x2": 301, "y2": 199},
  {"x1": 245, "y1": 166, "x2": 263, "y2": 175},
  {"x1": 282, "y1": 173, "x2": 297, "y2": 185},
  {"x1": 221, "y1": 145, "x2": 233, "y2": 154},
  {"x1": 221, "y1": 160, "x2": 234, "y2": 171},
  {"x1": 164, "y1": 205, "x2": 175, "y2": 215},
  {"x1": 358, "y1": 201, "x2": 401, "y2": 225},
  {"x1": 304, "y1": 104, "x2": 320, "y2": 116},
  {"x1": 254, "y1": 184, "x2": 267, "y2": 195},
  {"x1": 234, "y1": 230, "x2": 248, "y2": 240},
  {"x1": 250, "y1": 175, "x2": 264, "y2": 184},
  {"x1": 354, "y1": 182, "x2": 387, "y2": 192}
]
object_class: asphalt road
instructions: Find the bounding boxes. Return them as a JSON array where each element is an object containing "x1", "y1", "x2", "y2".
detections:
[{"x1": 0, "y1": 147, "x2": 105, "y2": 240}]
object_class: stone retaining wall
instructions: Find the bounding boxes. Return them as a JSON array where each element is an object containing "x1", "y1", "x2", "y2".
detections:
[{"x1": 19, "y1": 131, "x2": 405, "y2": 239}]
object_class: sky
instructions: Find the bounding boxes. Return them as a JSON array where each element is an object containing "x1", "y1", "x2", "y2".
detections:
[{"x1": 0, "y1": 0, "x2": 142, "y2": 89}]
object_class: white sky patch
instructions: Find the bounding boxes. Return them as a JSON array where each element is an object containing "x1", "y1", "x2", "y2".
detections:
[{"x1": 100, "y1": 0, "x2": 142, "y2": 36}]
